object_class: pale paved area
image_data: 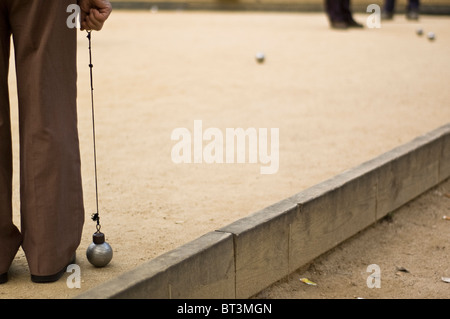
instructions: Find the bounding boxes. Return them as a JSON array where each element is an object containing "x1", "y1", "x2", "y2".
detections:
[{"x1": 2, "y1": 11, "x2": 450, "y2": 298}]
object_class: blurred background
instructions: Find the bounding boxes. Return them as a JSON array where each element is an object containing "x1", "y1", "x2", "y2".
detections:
[{"x1": 109, "y1": 0, "x2": 450, "y2": 15}]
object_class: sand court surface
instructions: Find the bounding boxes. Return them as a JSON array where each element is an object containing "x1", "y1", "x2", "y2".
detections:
[{"x1": 2, "y1": 10, "x2": 450, "y2": 298}]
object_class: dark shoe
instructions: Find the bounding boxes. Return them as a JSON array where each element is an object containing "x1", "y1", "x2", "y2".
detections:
[
  {"x1": 381, "y1": 11, "x2": 394, "y2": 20},
  {"x1": 406, "y1": 10, "x2": 419, "y2": 20},
  {"x1": 330, "y1": 21, "x2": 348, "y2": 30},
  {"x1": 347, "y1": 19, "x2": 364, "y2": 28},
  {"x1": 0, "y1": 272, "x2": 7, "y2": 284},
  {"x1": 31, "y1": 254, "x2": 76, "y2": 284}
]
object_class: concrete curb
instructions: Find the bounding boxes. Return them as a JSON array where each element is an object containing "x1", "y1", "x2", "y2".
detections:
[{"x1": 75, "y1": 123, "x2": 450, "y2": 299}]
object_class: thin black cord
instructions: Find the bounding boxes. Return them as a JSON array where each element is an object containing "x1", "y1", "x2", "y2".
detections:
[{"x1": 87, "y1": 30, "x2": 101, "y2": 231}]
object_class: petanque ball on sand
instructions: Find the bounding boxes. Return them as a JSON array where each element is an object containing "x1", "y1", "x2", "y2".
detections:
[
  {"x1": 427, "y1": 32, "x2": 435, "y2": 41},
  {"x1": 255, "y1": 52, "x2": 265, "y2": 63},
  {"x1": 416, "y1": 28, "x2": 423, "y2": 36}
]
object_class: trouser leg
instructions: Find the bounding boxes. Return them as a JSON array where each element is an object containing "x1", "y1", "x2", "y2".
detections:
[
  {"x1": 325, "y1": 0, "x2": 345, "y2": 22},
  {"x1": 384, "y1": 0, "x2": 396, "y2": 13},
  {"x1": 9, "y1": 0, "x2": 84, "y2": 276},
  {"x1": 341, "y1": 0, "x2": 354, "y2": 23},
  {"x1": 408, "y1": 0, "x2": 420, "y2": 10},
  {"x1": 0, "y1": 3, "x2": 22, "y2": 275}
]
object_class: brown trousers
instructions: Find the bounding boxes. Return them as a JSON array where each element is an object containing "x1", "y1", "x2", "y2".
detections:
[{"x1": 0, "y1": 0, "x2": 84, "y2": 276}]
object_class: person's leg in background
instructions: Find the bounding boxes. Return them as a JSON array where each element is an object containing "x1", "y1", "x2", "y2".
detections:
[
  {"x1": 325, "y1": 0, "x2": 363, "y2": 29},
  {"x1": 0, "y1": 2, "x2": 23, "y2": 284},
  {"x1": 341, "y1": 0, "x2": 364, "y2": 28},
  {"x1": 382, "y1": 0, "x2": 396, "y2": 20},
  {"x1": 408, "y1": 0, "x2": 420, "y2": 11},
  {"x1": 406, "y1": 0, "x2": 420, "y2": 20},
  {"x1": 325, "y1": 0, "x2": 347, "y2": 29},
  {"x1": 9, "y1": 0, "x2": 84, "y2": 282}
]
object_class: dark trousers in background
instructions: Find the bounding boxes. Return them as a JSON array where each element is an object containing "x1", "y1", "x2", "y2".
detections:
[
  {"x1": 0, "y1": 0, "x2": 84, "y2": 277},
  {"x1": 325, "y1": 0, "x2": 353, "y2": 23},
  {"x1": 384, "y1": 0, "x2": 420, "y2": 13}
]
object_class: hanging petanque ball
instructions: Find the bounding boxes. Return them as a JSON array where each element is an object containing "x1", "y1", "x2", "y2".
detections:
[{"x1": 86, "y1": 232, "x2": 113, "y2": 267}]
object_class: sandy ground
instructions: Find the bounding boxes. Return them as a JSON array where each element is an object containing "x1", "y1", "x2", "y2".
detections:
[
  {"x1": 255, "y1": 178, "x2": 450, "y2": 299},
  {"x1": 2, "y1": 11, "x2": 450, "y2": 299}
]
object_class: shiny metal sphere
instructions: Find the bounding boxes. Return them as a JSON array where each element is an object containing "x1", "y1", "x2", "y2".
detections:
[
  {"x1": 416, "y1": 28, "x2": 423, "y2": 36},
  {"x1": 427, "y1": 32, "x2": 435, "y2": 41},
  {"x1": 86, "y1": 232, "x2": 113, "y2": 267},
  {"x1": 87, "y1": 242, "x2": 113, "y2": 267},
  {"x1": 255, "y1": 52, "x2": 265, "y2": 63}
]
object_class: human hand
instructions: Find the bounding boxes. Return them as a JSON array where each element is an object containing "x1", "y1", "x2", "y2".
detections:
[{"x1": 78, "y1": 0, "x2": 112, "y2": 31}]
